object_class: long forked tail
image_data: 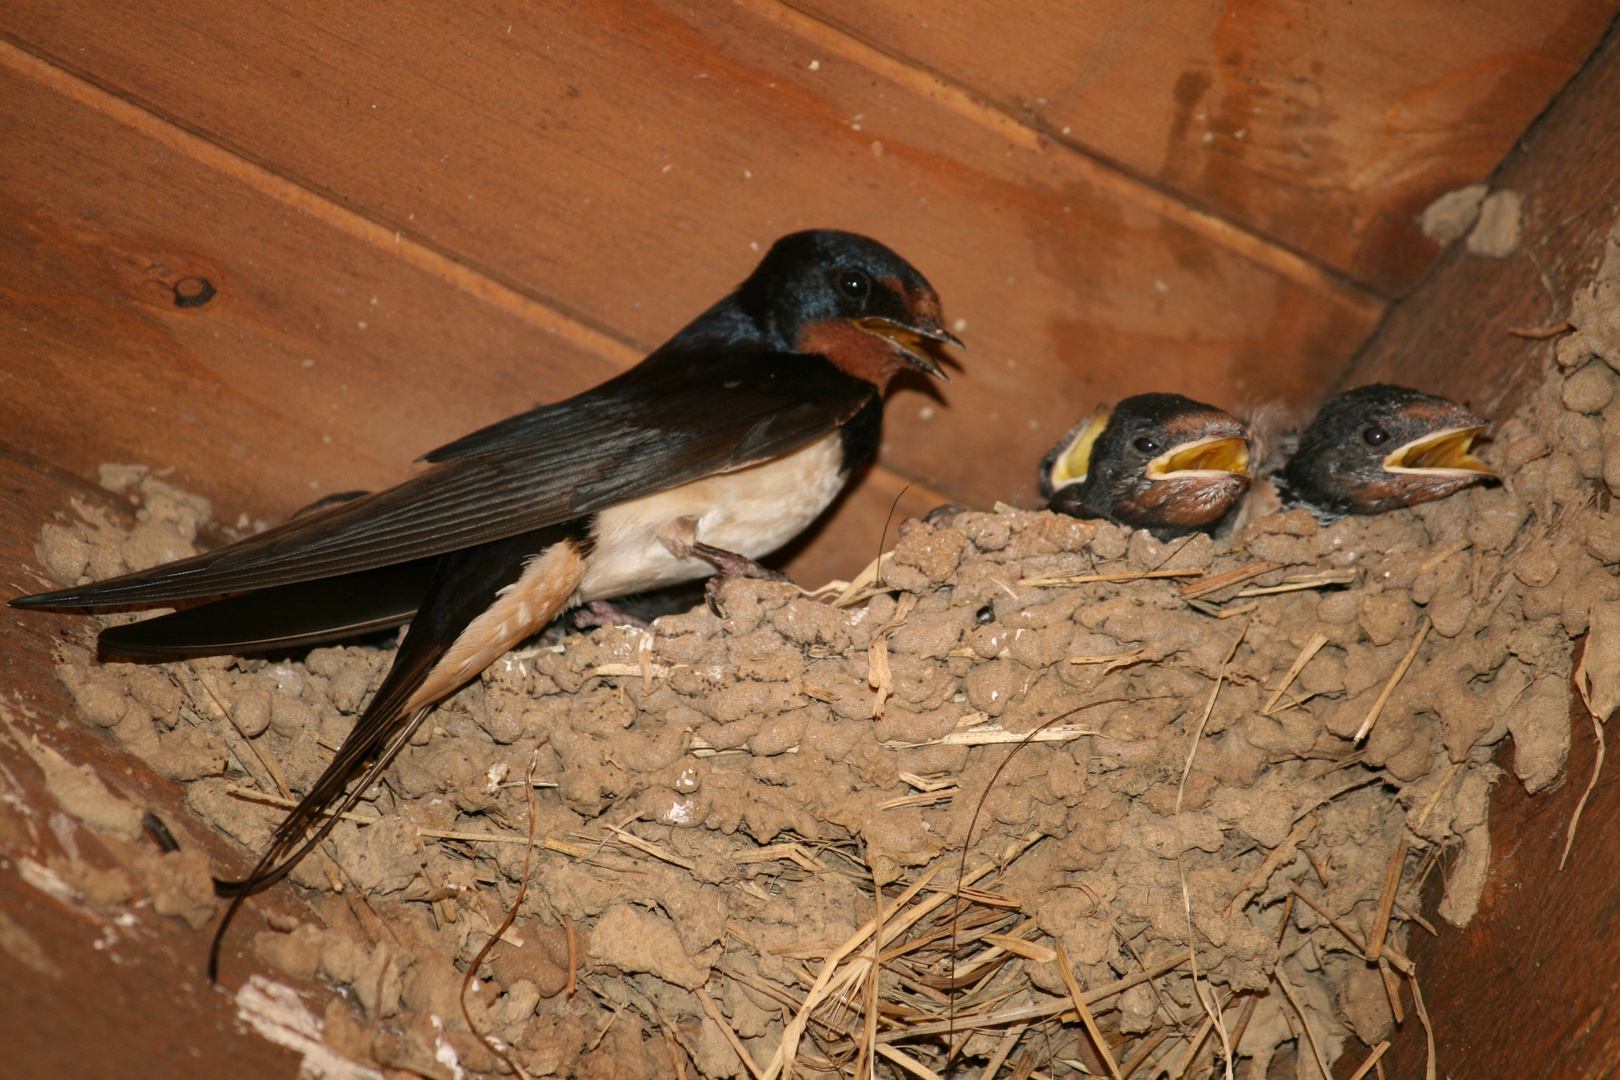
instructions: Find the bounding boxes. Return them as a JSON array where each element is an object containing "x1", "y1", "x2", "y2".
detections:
[
  {"x1": 205, "y1": 520, "x2": 591, "y2": 982},
  {"x1": 99, "y1": 559, "x2": 433, "y2": 662},
  {"x1": 208, "y1": 703, "x2": 430, "y2": 978}
]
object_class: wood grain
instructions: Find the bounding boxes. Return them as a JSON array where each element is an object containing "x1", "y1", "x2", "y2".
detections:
[
  {"x1": 801, "y1": 0, "x2": 1620, "y2": 297},
  {"x1": 1341, "y1": 18, "x2": 1620, "y2": 426},
  {"x1": 0, "y1": 0, "x2": 1385, "y2": 514},
  {"x1": 0, "y1": 57, "x2": 615, "y2": 518}
]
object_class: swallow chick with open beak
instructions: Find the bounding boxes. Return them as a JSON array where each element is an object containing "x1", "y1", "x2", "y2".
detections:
[
  {"x1": 1040, "y1": 392, "x2": 1252, "y2": 540},
  {"x1": 1277, "y1": 383, "x2": 1495, "y2": 520},
  {"x1": 10, "y1": 229, "x2": 959, "y2": 978}
]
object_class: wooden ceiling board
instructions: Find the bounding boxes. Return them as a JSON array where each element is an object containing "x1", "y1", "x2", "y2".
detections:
[
  {"x1": 1342, "y1": 21, "x2": 1620, "y2": 428},
  {"x1": 798, "y1": 0, "x2": 1620, "y2": 296},
  {"x1": 1, "y1": 0, "x2": 1383, "y2": 515},
  {"x1": 0, "y1": 59, "x2": 620, "y2": 523}
]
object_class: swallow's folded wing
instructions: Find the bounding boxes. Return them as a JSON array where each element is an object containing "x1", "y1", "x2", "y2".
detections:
[{"x1": 14, "y1": 351, "x2": 875, "y2": 610}]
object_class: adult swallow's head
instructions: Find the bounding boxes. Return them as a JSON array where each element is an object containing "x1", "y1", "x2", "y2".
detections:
[
  {"x1": 1280, "y1": 384, "x2": 1495, "y2": 516},
  {"x1": 1043, "y1": 392, "x2": 1252, "y2": 537},
  {"x1": 739, "y1": 230, "x2": 960, "y2": 389}
]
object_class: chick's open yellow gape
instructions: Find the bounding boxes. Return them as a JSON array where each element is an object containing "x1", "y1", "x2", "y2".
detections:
[
  {"x1": 1382, "y1": 425, "x2": 1495, "y2": 477},
  {"x1": 1047, "y1": 404, "x2": 1112, "y2": 489},
  {"x1": 1144, "y1": 434, "x2": 1250, "y2": 480}
]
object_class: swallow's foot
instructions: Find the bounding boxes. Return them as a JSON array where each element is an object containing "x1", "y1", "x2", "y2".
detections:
[
  {"x1": 572, "y1": 600, "x2": 651, "y2": 631},
  {"x1": 923, "y1": 503, "x2": 965, "y2": 528},
  {"x1": 690, "y1": 542, "x2": 792, "y2": 617}
]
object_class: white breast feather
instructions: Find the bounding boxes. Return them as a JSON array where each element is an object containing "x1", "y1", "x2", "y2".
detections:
[{"x1": 578, "y1": 432, "x2": 846, "y2": 601}]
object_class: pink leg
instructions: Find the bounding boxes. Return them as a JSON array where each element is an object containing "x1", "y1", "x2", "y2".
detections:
[
  {"x1": 690, "y1": 541, "x2": 791, "y2": 615},
  {"x1": 572, "y1": 599, "x2": 651, "y2": 630}
]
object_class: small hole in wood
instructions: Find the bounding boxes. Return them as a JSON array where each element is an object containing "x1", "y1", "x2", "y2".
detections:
[{"x1": 173, "y1": 276, "x2": 217, "y2": 308}]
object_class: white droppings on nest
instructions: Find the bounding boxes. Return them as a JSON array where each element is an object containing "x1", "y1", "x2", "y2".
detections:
[{"x1": 235, "y1": 976, "x2": 383, "y2": 1080}]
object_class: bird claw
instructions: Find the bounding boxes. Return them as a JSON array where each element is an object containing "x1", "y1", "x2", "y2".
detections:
[
  {"x1": 573, "y1": 599, "x2": 650, "y2": 630},
  {"x1": 690, "y1": 542, "x2": 791, "y2": 617}
]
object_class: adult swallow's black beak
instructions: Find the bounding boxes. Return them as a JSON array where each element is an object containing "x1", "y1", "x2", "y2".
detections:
[{"x1": 855, "y1": 316, "x2": 962, "y2": 381}]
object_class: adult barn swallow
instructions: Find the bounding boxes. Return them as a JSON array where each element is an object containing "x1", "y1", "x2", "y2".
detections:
[
  {"x1": 1040, "y1": 393, "x2": 1251, "y2": 539},
  {"x1": 1277, "y1": 384, "x2": 1495, "y2": 519},
  {"x1": 11, "y1": 229, "x2": 959, "y2": 976}
]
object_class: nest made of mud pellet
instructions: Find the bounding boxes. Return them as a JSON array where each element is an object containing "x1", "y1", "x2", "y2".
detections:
[
  {"x1": 37, "y1": 382, "x2": 1607, "y2": 1080},
  {"x1": 49, "y1": 231, "x2": 1620, "y2": 1080}
]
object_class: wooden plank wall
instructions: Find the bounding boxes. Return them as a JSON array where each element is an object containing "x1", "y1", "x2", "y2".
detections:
[
  {"x1": 2, "y1": 0, "x2": 1611, "y2": 584},
  {"x1": 1345, "y1": 18, "x2": 1620, "y2": 423},
  {"x1": 804, "y1": 0, "x2": 1620, "y2": 295}
]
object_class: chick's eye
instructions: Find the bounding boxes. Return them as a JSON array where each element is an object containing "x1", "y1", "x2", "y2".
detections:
[
  {"x1": 836, "y1": 269, "x2": 871, "y2": 299},
  {"x1": 1133, "y1": 436, "x2": 1159, "y2": 454},
  {"x1": 1363, "y1": 426, "x2": 1389, "y2": 446}
]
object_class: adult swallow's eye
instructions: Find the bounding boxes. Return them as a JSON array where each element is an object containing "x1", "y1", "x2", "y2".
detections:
[
  {"x1": 836, "y1": 269, "x2": 871, "y2": 299},
  {"x1": 1363, "y1": 426, "x2": 1389, "y2": 446},
  {"x1": 1133, "y1": 436, "x2": 1159, "y2": 454}
]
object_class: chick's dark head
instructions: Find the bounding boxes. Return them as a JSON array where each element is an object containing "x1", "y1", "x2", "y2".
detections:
[
  {"x1": 735, "y1": 230, "x2": 960, "y2": 389},
  {"x1": 1044, "y1": 393, "x2": 1251, "y2": 538},
  {"x1": 1280, "y1": 384, "x2": 1495, "y2": 517}
]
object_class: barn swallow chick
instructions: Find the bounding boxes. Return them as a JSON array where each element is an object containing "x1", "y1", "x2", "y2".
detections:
[
  {"x1": 1277, "y1": 384, "x2": 1495, "y2": 519},
  {"x1": 1040, "y1": 393, "x2": 1252, "y2": 539},
  {"x1": 11, "y1": 229, "x2": 959, "y2": 978}
]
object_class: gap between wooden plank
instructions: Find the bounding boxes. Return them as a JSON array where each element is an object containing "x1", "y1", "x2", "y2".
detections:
[
  {"x1": 0, "y1": 32, "x2": 961, "y2": 513},
  {"x1": 760, "y1": 0, "x2": 1385, "y2": 315}
]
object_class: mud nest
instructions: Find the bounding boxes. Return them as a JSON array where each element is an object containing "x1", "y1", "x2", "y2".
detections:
[{"x1": 26, "y1": 233, "x2": 1620, "y2": 1080}]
